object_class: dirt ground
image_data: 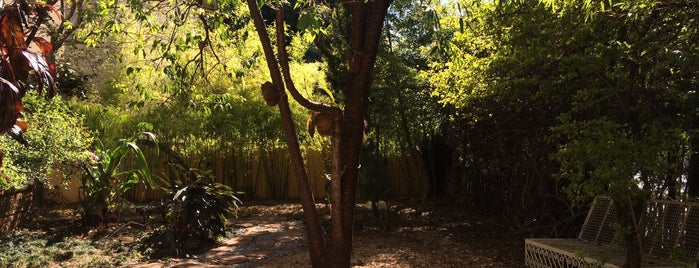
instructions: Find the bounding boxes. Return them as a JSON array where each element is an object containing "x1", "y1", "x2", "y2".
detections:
[
  {"x1": 136, "y1": 197, "x2": 525, "y2": 267},
  {"x1": 13, "y1": 197, "x2": 526, "y2": 267},
  {"x1": 252, "y1": 199, "x2": 525, "y2": 268}
]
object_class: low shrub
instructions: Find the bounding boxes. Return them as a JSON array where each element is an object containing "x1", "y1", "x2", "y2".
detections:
[{"x1": 142, "y1": 163, "x2": 242, "y2": 257}]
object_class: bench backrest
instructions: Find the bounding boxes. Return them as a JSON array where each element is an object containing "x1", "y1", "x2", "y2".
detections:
[
  {"x1": 579, "y1": 196, "x2": 699, "y2": 261},
  {"x1": 643, "y1": 199, "x2": 699, "y2": 261},
  {"x1": 578, "y1": 195, "x2": 618, "y2": 245}
]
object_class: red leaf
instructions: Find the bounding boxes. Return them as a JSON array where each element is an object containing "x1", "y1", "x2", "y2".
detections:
[
  {"x1": 49, "y1": 63, "x2": 56, "y2": 80},
  {"x1": 8, "y1": 49, "x2": 30, "y2": 82},
  {"x1": 15, "y1": 119, "x2": 28, "y2": 132},
  {"x1": 8, "y1": 124, "x2": 29, "y2": 147},
  {"x1": 32, "y1": 37, "x2": 52, "y2": 56},
  {"x1": 0, "y1": 9, "x2": 27, "y2": 50},
  {"x1": 0, "y1": 77, "x2": 20, "y2": 93},
  {"x1": 0, "y1": 89, "x2": 22, "y2": 133},
  {"x1": 21, "y1": 50, "x2": 57, "y2": 96},
  {"x1": 15, "y1": 101, "x2": 24, "y2": 113}
]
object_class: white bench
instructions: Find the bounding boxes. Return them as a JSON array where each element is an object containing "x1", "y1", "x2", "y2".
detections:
[{"x1": 525, "y1": 196, "x2": 699, "y2": 267}]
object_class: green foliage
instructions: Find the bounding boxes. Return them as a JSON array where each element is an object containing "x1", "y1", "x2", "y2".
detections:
[
  {"x1": 388, "y1": 0, "x2": 451, "y2": 63},
  {"x1": 553, "y1": 119, "x2": 682, "y2": 204},
  {"x1": 80, "y1": 131, "x2": 156, "y2": 226},
  {"x1": 548, "y1": 0, "x2": 698, "y2": 203},
  {"x1": 301, "y1": 0, "x2": 447, "y2": 154},
  {"x1": 370, "y1": 48, "x2": 444, "y2": 153},
  {"x1": 0, "y1": 93, "x2": 92, "y2": 191},
  {"x1": 65, "y1": 0, "x2": 324, "y2": 155},
  {"x1": 424, "y1": 1, "x2": 569, "y2": 218},
  {"x1": 150, "y1": 163, "x2": 242, "y2": 255},
  {"x1": 0, "y1": 229, "x2": 138, "y2": 267},
  {"x1": 424, "y1": 0, "x2": 698, "y2": 241}
]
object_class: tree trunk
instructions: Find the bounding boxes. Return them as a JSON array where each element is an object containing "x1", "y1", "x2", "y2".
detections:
[
  {"x1": 245, "y1": 1, "x2": 326, "y2": 265},
  {"x1": 246, "y1": 1, "x2": 392, "y2": 267},
  {"x1": 621, "y1": 199, "x2": 645, "y2": 268},
  {"x1": 624, "y1": 236, "x2": 642, "y2": 268},
  {"x1": 334, "y1": 2, "x2": 392, "y2": 267}
]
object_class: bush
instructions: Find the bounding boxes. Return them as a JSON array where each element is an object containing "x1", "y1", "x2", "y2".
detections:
[
  {"x1": 0, "y1": 93, "x2": 92, "y2": 191},
  {"x1": 80, "y1": 131, "x2": 155, "y2": 226},
  {"x1": 147, "y1": 163, "x2": 242, "y2": 256}
]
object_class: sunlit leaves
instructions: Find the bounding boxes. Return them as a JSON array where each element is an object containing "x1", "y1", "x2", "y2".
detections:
[
  {"x1": 425, "y1": 1, "x2": 497, "y2": 110},
  {"x1": 427, "y1": 0, "x2": 698, "y2": 208},
  {"x1": 0, "y1": 93, "x2": 92, "y2": 190},
  {"x1": 0, "y1": 1, "x2": 62, "y2": 183},
  {"x1": 67, "y1": 0, "x2": 330, "y2": 155}
]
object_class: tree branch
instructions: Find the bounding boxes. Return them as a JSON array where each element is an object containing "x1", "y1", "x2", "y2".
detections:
[
  {"x1": 274, "y1": 7, "x2": 340, "y2": 115},
  {"x1": 245, "y1": 0, "x2": 327, "y2": 266},
  {"x1": 24, "y1": 2, "x2": 51, "y2": 47}
]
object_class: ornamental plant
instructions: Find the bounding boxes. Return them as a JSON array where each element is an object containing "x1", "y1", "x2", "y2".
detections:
[
  {"x1": 80, "y1": 131, "x2": 155, "y2": 226},
  {"x1": 148, "y1": 162, "x2": 242, "y2": 256}
]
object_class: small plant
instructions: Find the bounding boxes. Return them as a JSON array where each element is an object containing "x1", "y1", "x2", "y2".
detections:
[
  {"x1": 150, "y1": 163, "x2": 242, "y2": 255},
  {"x1": 80, "y1": 131, "x2": 156, "y2": 226}
]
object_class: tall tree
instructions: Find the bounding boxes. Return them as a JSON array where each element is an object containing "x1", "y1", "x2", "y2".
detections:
[{"x1": 246, "y1": 0, "x2": 392, "y2": 266}]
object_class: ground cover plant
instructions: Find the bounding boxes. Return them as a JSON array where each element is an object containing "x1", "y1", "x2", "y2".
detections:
[{"x1": 0, "y1": 228, "x2": 139, "y2": 267}]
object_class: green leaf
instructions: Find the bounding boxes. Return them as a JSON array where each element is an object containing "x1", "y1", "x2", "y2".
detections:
[
  {"x1": 173, "y1": 186, "x2": 188, "y2": 201},
  {"x1": 319, "y1": 86, "x2": 335, "y2": 104},
  {"x1": 296, "y1": 9, "x2": 321, "y2": 38},
  {"x1": 137, "y1": 122, "x2": 154, "y2": 132}
]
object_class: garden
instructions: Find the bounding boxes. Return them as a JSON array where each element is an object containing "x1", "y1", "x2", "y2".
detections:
[{"x1": 0, "y1": 0, "x2": 697, "y2": 267}]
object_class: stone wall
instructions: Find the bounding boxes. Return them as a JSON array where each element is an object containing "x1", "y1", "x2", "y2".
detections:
[{"x1": 0, "y1": 186, "x2": 35, "y2": 233}]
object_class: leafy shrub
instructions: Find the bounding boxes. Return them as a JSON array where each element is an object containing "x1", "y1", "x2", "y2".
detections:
[
  {"x1": 146, "y1": 163, "x2": 242, "y2": 256},
  {"x1": 0, "y1": 93, "x2": 92, "y2": 191},
  {"x1": 80, "y1": 131, "x2": 155, "y2": 226},
  {"x1": 0, "y1": 1, "x2": 61, "y2": 190}
]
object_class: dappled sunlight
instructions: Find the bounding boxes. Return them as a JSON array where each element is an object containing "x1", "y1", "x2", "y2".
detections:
[{"x1": 253, "y1": 200, "x2": 524, "y2": 267}]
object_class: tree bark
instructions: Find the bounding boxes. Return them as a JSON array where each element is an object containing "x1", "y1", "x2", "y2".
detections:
[
  {"x1": 335, "y1": 1, "x2": 392, "y2": 267},
  {"x1": 621, "y1": 199, "x2": 645, "y2": 268},
  {"x1": 246, "y1": 1, "x2": 326, "y2": 266},
  {"x1": 246, "y1": 1, "x2": 392, "y2": 267}
]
